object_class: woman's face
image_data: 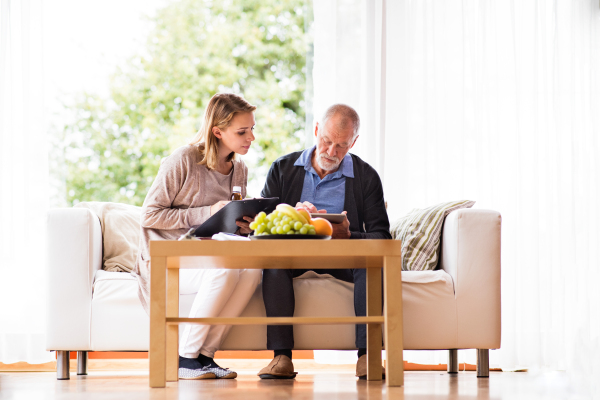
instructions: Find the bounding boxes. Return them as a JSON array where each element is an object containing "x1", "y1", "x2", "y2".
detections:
[{"x1": 214, "y1": 112, "x2": 256, "y2": 156}]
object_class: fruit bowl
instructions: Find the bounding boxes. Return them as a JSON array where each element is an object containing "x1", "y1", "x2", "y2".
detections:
[
  {"x1": 249, "y1": 204, "x2": 334, "y2": 238},
  {"x1": 250, "y1": 234, "x2": 331, "y2": 240}
]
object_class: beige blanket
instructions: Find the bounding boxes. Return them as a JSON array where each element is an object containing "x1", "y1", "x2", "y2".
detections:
[{"x1": 74, "y1": 202, "x2": 141, "y2": 273}]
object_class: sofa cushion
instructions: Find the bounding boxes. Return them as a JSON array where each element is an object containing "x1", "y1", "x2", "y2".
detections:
[
  {"x1": 75, "y1": 202, "x2": 141, "y2": 273},
  {"x1": 91, "y1": 270, "x2": 152, "y2": 350},
  {"x1": 90, "y1": 269, "x2": 458, "y2": 351},
  {"x1": 390, "y1": 200, "x2": 475, "y2": 271}
]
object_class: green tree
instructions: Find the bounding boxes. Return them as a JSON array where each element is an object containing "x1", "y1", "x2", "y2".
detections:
[{"x1": 57, "y1": 0, "x2": 310, "y2": 206}]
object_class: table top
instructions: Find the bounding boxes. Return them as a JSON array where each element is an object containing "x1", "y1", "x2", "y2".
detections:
[{"x1": 150, "y1": 239, "x2": 401, "y2": 258}]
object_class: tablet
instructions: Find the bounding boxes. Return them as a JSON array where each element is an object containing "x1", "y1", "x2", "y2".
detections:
[
  {"x1": 193, "y1": 197, "x2": 279, "y2": 237},
  {"x1": 310, "y1": 213, "x2": 346, "y2": 224}
]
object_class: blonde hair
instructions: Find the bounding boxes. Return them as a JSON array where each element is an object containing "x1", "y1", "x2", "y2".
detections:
[{"x1": 190, "y1": 93, "x2": 256, "y2": 170}]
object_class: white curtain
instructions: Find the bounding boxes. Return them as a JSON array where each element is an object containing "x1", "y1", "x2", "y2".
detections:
[
  {"x1": 0, "y1": 0, "x2": 53, "y2": 364},
  {"x1": 312, "y1": 0, "x2": 387, "y2": 175},
  {"x1": 313, "y1": 0, "x2": 600, "y2": 381}
]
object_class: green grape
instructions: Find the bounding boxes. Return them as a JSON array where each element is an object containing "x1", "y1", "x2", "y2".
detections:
[
  {"x1": 256, "y1": 224, "x2": 265, "y2": 234},
  {"x1": 270, "y1": 226, "x2": 277, "y2": 234},
  {"x1": 303, "y1": 223, "x2": 311, "y2": 230},
  {"x1": 267, "y1": 221, "x2": 274, "y2": 230},
  {"x1": 299, "y1": 227, "x2": 308, "y2": 235},
  {"x1": 276, "y1": 226, "x2": 284, "y2": 234},
  {"x1": 257, "y1": 211, "x2": 267, "y2": 221},
  {"x1": 282, "y1": 224, "x2": 291, "y2": 233},
  {"x1": 308, "y1": 228, "x2": 316, "y2": 235},
  {"x1": 287, "y1": 230, "x2": 295, "y2": 235},
  {"x1": 273, "y1": 218, "x2": 281, "y2": 225},
  {"x1": 293, "y1": 221, "x2": 302, "y2": 230},
  {"x1": 249, "y1": 221, "x2": 258, "y2": 230}
]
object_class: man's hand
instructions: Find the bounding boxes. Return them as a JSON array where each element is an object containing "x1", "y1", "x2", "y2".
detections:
[
  {"x1": 331, "y1": 211, "x2": 351, "y2": 239},
  {"x1": 235, "y1": 216, "x2": 254, "y2": 235},
  {"x1": 295, "y1": 201, "x2": 326, "y2": 214}
]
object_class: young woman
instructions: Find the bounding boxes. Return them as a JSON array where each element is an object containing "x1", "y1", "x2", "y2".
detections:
[{"x1": 133, "y1": 93, "x2": 261, "y2": 380}]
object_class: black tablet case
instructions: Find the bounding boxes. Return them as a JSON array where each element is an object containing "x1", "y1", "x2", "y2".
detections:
[{"x1": 193, "y1": 197, "x2": 280, "y2": 237}]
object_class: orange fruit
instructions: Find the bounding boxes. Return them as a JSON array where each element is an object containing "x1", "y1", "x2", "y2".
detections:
[{"x1": 310, "y1": 218, "x2": 333, "y2": 236}]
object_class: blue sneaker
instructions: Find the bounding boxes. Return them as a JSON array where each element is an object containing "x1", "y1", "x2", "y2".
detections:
[{"x1": 178, "y1": 356, "x2": 216, "y2": 380}]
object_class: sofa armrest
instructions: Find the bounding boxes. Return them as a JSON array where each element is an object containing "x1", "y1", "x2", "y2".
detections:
[
  {"x1": 46, "y1": 208, "x2": 103, "y2": 351},
  {"x1": 439, "y1": 208, "x2": 502, "y2": 349}
]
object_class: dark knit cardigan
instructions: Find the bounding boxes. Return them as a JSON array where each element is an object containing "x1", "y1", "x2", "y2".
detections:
[{"x1": 260, "y1": 151, "x2": 392, "y2": 240}]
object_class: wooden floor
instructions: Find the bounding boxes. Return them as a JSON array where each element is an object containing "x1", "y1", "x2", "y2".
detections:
[
  {"x1": 0, "y1": 363, "x2": 584, "y2": 400},
  {"x1": 0, "y1": 360, "x2": 590, "y2": 400}
]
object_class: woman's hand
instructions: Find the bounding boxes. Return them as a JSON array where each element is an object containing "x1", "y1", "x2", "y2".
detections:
[
  {"x1": 295, "y1": 201, "x2": 326, "y2": 214},
  {"x1": 210, "y1": 200, "x2": 230, "y2": 216},
  {"x1": 236, "y1": 216, "x2": 254, "y2": 235}
]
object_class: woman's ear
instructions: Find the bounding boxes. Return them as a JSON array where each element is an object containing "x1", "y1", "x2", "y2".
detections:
[{"x1": 212, "y1": 126, "x2": 222, "y2": 139}]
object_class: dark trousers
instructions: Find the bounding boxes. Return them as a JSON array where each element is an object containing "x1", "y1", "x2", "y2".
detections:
[{"x1": 262, "y1": 268, "x2": 378, "y2": 350}]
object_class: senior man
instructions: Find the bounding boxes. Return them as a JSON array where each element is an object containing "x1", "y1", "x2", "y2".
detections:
[{"x1": 256, "y1": 104, "x2": 391, "y2": 380}]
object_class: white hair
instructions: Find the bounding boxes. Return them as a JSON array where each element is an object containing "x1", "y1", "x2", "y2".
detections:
[{"x1": 320, "y1": 104, "x2": 360, "y2": 139}]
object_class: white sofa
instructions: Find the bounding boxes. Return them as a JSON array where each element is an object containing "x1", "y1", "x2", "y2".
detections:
[{"x1": 46, "y1": 206, "x2": 501, "y2": 380}]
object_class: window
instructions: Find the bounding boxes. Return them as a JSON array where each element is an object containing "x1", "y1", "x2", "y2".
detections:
[{"x1": 49, "y1": 0, "x2": 313, "y2": 205}]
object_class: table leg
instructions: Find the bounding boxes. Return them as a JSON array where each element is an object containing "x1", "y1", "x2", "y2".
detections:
[
  {"x1": 166, "y1": 267, "x2": 179, "y2": 382},
  {"x1": 366, "y1": 260, "x2": 382, "y2": 381},
  {"x1": 150, "y1": 256, "x2": 167, "y2": 388},
  {"x1": 384, "y1": 256, "x2": 404, "y2": 387}
]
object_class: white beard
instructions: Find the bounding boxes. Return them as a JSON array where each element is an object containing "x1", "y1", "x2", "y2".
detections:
[{"x1": 317, "y1": 153, "x2": 341, "y2": 171}]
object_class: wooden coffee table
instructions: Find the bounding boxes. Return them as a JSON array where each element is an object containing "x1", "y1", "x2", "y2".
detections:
[{"x1": 148, "y1": 239, "x2": 403, "y2": 388}]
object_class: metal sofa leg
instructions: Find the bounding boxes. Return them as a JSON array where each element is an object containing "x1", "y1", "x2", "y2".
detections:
[
  {"x1": 77, "y1": 351, "x2": 88, "y2": 375},
  {"x1": 448, "y1": 349, "x2": 458, "y2": 373},
  {"x1": 57, "y1": 351, "x2": 70, "y2": 380},
  {"x1": 476, "y1": 349, "x2": 489, "y2": 377}
]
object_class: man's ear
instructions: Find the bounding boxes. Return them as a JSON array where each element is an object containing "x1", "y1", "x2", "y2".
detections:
[
  {"x1": 212, "y1": 126, "x2": 222, "y2": 139},
  {"x1": 314, "y1": 122, "x2": 319, "y2": 138},
  {"x1": 350, "y1": 135, "x2": 359, "y2": 149}
]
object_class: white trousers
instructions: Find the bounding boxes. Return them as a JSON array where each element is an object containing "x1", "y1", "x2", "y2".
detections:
[{"x1": 178, "y1": 268, "x2": 262, "y2": 359}]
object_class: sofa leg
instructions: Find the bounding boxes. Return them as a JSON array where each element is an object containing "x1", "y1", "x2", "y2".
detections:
[
  {"x1": 77, "y1": 351, "x2": 88, "y2": 375},
  {"x1": 476, "y1": 349, "x2": 489, "y2": 377},
  {"x1": 447, "y1": 349, "x2": 458, "y2": 373},
  {"x1": 57, "y1": 351, "x2": 70, "y2": 380}
]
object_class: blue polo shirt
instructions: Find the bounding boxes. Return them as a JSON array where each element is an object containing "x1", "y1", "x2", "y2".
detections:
[{"x1": 294, "y1": 146, "x2": 354, "y2": 213}]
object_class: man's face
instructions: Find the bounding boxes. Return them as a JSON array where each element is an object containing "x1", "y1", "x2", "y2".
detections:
[{"x1": 314, "y1": 115, "x2": 358, "y2": 171}]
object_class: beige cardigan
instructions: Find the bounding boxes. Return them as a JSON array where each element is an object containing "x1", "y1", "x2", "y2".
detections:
[{"x1": 133, "y1": 144, "x2": 248, "y2": 314}]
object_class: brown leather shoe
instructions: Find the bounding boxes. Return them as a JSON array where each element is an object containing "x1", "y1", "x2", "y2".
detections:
[
  {"x1": 257, "y1": 355, "x2": 298, "y2": 379},
  {"x1": 355, "y1": 354, "x2": 386, "y2": 380}
]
